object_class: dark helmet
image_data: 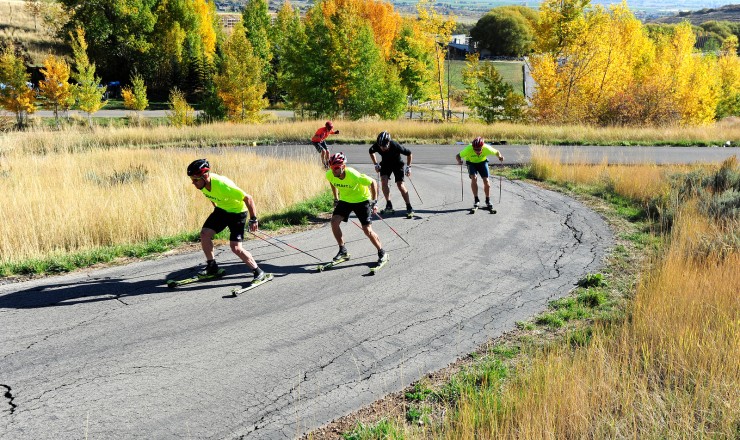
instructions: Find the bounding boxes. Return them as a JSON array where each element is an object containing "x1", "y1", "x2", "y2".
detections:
[
  {"x1": 328, "y1": 152, "x2": 346, "y2": 167},
  {"x1": 325, "y1": 120, "x2": 334, "y2": 130},
  {"x1": 472, "y1": 137, "x2": 484, "y2": 149},
  {"x1": 377, "y1": 131, "x2": 391, "y2": 147},
  {"x1": 187, "y1": 158, "x2": 210, "y2": 176}
]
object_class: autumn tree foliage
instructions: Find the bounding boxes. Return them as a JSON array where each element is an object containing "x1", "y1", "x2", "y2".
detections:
[
  {"x1": 70, "y1": 27, "x2": 107, "y2": 123},
  {"x1": 122, "y1": 73, "x2": 149, "y2": 113},
  {"x1": 716, "y1": 36, "x2": 740, "y2": 118},
  {"x1": 38, "y1": 55, "x2": 75, "y2": 124},
  {"x1": 214, "y1": 21, "x2": 267, "y2": 122},
  {"x1": 0, "y1": 47, "x2": 36, "y2": 128},
  {"x1": 391, "y1": 19, "x2": 436, "y2": 103},
  {"x1": 414, "y1": 0, "x2": 456, "y2": 119},
  {"x1": 60, "y1": 0, "x2": 220, "y2": 99},
  {"x1": 283, "y1": 0, "x2": 405, "y2": 119},
  {"x1": 317, "y1": 0, "x2": 402, "y2": 60},
  {"x1": 529, "y1": 0, "x2": 731, "y2": 126}
]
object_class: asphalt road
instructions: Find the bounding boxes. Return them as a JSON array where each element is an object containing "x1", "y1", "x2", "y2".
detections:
[{"x1": 1, "y1": 153, "x2": 613, "y2": 438}]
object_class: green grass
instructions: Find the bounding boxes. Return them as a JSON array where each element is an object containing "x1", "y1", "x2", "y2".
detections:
[
  {"x1": 0, "y1": 191, "x2": 334, "y2": 278},
  {"x1": 343, "y1": 419, "x2": 403, "y2": 440},
  {"x1": 447, "y1": 59, "x2": 525, "y2": 95}
]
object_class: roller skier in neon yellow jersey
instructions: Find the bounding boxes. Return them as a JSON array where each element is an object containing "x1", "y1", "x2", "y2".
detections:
[
  {"x1": 325, "y1": 152, "x2": 388, "y2": 268},
  {"x1": 187, "y1": 159, "x2": 266, "y2": 282},
  {"x1": 455, "y1": 137, "x2": 504, "y2": 211}
]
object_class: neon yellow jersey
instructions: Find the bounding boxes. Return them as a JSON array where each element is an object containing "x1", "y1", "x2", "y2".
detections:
[
  {"x1": 326, "y1": 166, "x2": 373, "y2": 203},
  {"x1": 201, "y1": 173, "x2": 247, "y2": 213},
  {"x1": 458, "y1": 144, "x2": 501, "y2": 163}
]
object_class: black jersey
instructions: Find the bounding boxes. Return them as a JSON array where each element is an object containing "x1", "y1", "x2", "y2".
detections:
[{"x1": 368, "y1": 140, "x2": 411, "y2": 166}]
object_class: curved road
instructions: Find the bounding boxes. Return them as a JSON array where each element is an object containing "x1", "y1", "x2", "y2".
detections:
[{"x1": 4, "y1": 143, "x2": 731, "y2": 438}]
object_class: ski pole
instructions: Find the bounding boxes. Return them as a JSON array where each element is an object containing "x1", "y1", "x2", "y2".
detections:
[
  {"x1": 247, "y1": 230, "x2": 285, "y2": 252},
  {"x1": 374, "y1": 210, "x2": 410, "y2": 246},
  {"x1": 460, "y1": 162, "x2": 464, "y2": 201},
  {"x1": 255, "y1": 230, "x2": 323, "y2": 262},
  {"x1": 407, "y1": 175, "x2": 423, "y2": 204},
  {"x1": 498, "y1": 170, "x2": 502, "y2": 205}
]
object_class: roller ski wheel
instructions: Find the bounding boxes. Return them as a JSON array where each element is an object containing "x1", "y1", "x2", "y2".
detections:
[{"x1": 317, "y1": 255, "x2": 350, "y2": 272}]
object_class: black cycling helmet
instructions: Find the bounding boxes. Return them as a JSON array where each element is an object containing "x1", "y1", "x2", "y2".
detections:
[
  {"x1": 187, "y1": 158, "x2": 210, "y2": 176},
  {"x1": 377, "y1": 131, "x2": 391, "y2": 147}
]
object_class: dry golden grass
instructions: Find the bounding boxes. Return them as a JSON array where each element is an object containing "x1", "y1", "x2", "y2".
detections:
[
  {"x1": 528, "y1": 145, "x2": 705, "y2": 202},
  {"x1": 0, "y1": 0, "x2": 64, "y2": 65},
  {"x1": 446, "y1": 212, "x2": 739, "y2": 439},
  {"x1": 0, "y1": 148, "x2": 325, "y2": 264},
  {"x1": 2, "y1": 119, "x2": 739, "y2": 156},
  {"x1": 441, "y1": 160, "x2": 740, "y2": 439}
]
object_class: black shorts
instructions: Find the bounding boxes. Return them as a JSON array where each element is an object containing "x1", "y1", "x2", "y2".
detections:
[
  {"x1": 466, "y1": 161, "x2": 490, "y2": 178},
  {"x1": 312, "y1": 141, "x2": 329, "y2": 153},
  {"x1": 333, "y1": 200, "x2": 373, "y2": 226},
  {"x1": 380, "y1": 162, "x2": 405, "y2": 183},
  {"x1": 202, "y1": 207, "x2": 247, "y2": 242}
]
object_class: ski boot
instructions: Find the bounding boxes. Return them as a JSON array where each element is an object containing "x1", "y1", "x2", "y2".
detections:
[
  {"x1": 199, "y1": 260, "x2": 220, "y2": 277},
  {"x1": 333, "y1": 247, "x2": 349, "y2": 262},
  {"x1": 253, "y1": 267, "x2": 266, "y2": 282},
  {"x1": 406, "y1": 204, "x2": 415, "y2": 219},
  {"x1": 381, "y1": 202, "x2": 394, "y2": 215}
]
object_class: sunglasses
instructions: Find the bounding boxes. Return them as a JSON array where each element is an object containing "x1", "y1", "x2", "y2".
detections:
[{"x1": 330, "y1": 165, "x2": 344, "y2": 171}]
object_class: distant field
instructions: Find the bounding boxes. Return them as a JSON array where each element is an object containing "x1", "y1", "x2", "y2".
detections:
[{"x1": 447, "y1": 59, "x2": 525, "y2": 95}]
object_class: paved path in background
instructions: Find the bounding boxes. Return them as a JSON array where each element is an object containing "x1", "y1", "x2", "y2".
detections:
[
  {"x1": 255, "y1": 143, "x2": 739, "y2": 165},
  {"x1": 0, "y1": 159, "x2": 611, "y2": 439}
]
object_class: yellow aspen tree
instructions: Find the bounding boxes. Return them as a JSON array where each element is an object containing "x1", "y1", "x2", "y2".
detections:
[
  {"x1": 167, "y1": 87, "x2": 195, "y2": 126},
  {"x1": 38, "y1": 54, "x2": 74, "y2": 124},
  {"x1": 415, "y1": 0, "x2": 455, "y2": 120},
  {"x1": 0, "y1": 47, "x2": 36, "y2": 128},
  {"x1": 652, "y1": 23, "x2": 719, "y2": 125},
  {"x1": 214, "y1": 21, "x2": 267, "y2": 122},
  {"x1": 70, "y1": 27, "x2": 107, "y2": 124},
  {"x1": 121, "y1": 73, "x2": 149, "y2": 114},
  {"x1": 194, "y1": 0, "x2": 218, "y2": 63},
  {"x1": 317, "y1": 0, "x2": 402, "y2": 60},
  {"x1": 717, "y1": 36, "x2": 740, "y2": 118}
]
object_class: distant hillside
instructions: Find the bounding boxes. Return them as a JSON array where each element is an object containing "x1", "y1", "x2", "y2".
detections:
[{"x1": 651, "y1": 3, "x2": 740, "y2": 24}]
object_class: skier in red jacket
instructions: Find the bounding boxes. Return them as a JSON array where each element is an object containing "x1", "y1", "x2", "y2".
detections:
[{"x1": 311, "y1": 120, "x2": 339, "y2": 168}]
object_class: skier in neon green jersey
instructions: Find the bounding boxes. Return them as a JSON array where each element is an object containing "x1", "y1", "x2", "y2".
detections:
[
  {"x1": 325, "y1": 152, "x2": 388, "y2": 267},
  {"x1": 455, "y1": 137, "x2": 504, "y2": 210},
  {"x1": 187, "y1": 158, "x2": 266, "y2": 282}
]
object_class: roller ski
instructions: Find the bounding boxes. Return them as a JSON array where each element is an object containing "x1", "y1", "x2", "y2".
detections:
[
  {"x1": 368, "y1": 251, "x2": 389, "y2": 275},
  {"x1": 232, "y1": 273, "x2": 274, "y2": 296},
  {"x1": 405, "y1": 205, "x2": 415, "y2": 219},
  {"x1": 469, "y1": 201, "x2": 480, "y2": 214},
  {"x1": 317, "y1": 249, "x2": 350, "y2": 272},
  {"x1": 167, "y1": 268, "x2": 225, "y2": 288},
  {"x1": 486, "y1": 203, "x2": 497, "y2": 214}
]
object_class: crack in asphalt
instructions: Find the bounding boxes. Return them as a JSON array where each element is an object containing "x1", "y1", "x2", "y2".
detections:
[{"x1": 1, "y1": 384, "x2": 16, "y2": 415}]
